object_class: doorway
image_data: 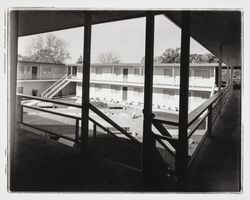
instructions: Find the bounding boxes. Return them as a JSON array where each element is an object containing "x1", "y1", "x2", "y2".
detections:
[
  {"x1": 123, "y1": 68, "x2": 128, "y2": 81},
  {"x1": 32, "y1": 66, "x2": 38, "y2": 80},
  {"x1": 122, "y1": 87, "x2": 128, "y2": 101}
]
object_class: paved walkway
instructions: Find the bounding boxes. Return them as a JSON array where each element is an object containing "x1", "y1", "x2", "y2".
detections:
[{"x1": 11, "y1": 89, "x2": 241, "y2": 192}]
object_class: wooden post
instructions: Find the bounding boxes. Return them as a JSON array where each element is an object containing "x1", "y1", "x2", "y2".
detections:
[
  {"x1": 226, "y1": 65, "x2": 230, "y2": 85},
  {"x1": 176, "y1": 11, "x2": 190, "y2": 181},
  {"x1": 93, "y1": 123, "x2": 97, "y2": 149},
  {"x1": 218, "y1": 46, "x2": 223, "y2": 93},
  {"x1": 231, "y1": 65, "x2": 234, "y2": 85},
  {"x1": 75, "y1": 119, "x2": 79, "y2": 142},
  {"x1": 207, "y1": 104, "x2": 213, "y2": 136},
  {"x1": 142, "y1": 13, "x2": 155, "y2": 177},
  {"x1": 8, "y1": 10, "x2": 18, "y2": 190},
  {"x1": 81, "y1": 12, "x2": 92, "y2": 155}
]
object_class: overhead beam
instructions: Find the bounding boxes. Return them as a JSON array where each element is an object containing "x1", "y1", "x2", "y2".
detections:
[{"x1": 81, "y1": 12, "x2": 92, "y2": 155}]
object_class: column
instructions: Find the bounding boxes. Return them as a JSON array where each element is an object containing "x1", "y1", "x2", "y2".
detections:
[
  {"x1": 8, "y1": 10, "x2": 18, "y2": 190},
  {"x1": 142, "y1": 13, "x2": 155, "y2": 176},
  {"x1": 218, "y1": 46, "x2": 223, "y2": 93},
  {"x1": 176, "y1": 11, "x2": 190, "y2": 181},
  {"x1": 226, "y1": 65, "x2": 230, "y2": 85},
  {"x1": 81, "y1": 12, "x2": 92, "y2": 154},
  {"x1": 231, "y1": 65, "x2": 234, "y2": 84}
]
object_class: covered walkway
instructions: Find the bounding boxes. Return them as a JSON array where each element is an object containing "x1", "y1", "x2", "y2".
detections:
[{"x1": 11, "y1": 90, "x2": 241, "y2": 192}]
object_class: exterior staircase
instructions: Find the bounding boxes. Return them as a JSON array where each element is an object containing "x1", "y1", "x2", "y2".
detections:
[{"x1": 41, "y1": 74, "x2": 71, "y2": 98}]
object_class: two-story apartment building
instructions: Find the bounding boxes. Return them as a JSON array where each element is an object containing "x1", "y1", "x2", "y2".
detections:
[
  {"x1": 17, "y1": 61, "x2": 76, "y2": 97},
  {"x1": 67, "y1": 63, "x2": 218, "y2": 112}
]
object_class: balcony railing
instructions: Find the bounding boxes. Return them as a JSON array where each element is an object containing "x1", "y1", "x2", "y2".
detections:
[{"x1": 151, "y1": 83, "x2": 233, "y2": 174}]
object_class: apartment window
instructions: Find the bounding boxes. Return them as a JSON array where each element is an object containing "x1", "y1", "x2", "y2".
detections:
[
  {"x1": 114, "y1": 68, "x2": 121, "y2": 76},
  {"x1": 210, "y1": 68, "x2": 214, "y2": 77},
  {"x1": 174, "y1": 68, "x2": 180, "y2": 76},
  {"x1": 134, "y1": 87, "x2": 141, "y2": 96},
  {"x1": 201, "y1": 69, "x2": 210, "y2": 79},
  {"x1": 194, "y1": 69, "x2": 202, "y2": 77},
  {"x1": 19, "y1": 66, "x2": 24, "y2": 73},
  {"x1": 95, "y1": 84, "x2": 102, "y2": 92},
  {"x1": 193, "y1": 91, "x2": 210, "y2": 100},
  {"x1": 134, "y1": 68, "x2": 140, "y2": 76},
  {"x1": 163, "y1": 90, "x2": 174, "y2": 99},
  {"x1": 111, "y1": 85, "x2": 120, "y2": 93},
  {"x1": 26, "y1": 66, "x2": 30, "y2": 73},
  {"x1": 43, "y1": 66, "x2": 51, "y2": 74},
  {"x1": 164, "y1": 68, "x2": 173, "y2": 77},
  {"x1": 96, "y1": 68, "x2": 103, "y2": 75},
  {"x1": 141, "y1": 68, "x2": 144, "y2": 76}
]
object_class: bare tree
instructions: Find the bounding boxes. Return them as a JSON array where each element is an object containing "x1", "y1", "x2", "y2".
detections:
[
  {"x1": 96, "y1": 51, "x2": 121, "y2": 64},
  {"x1": 23, "y1": 34, "x2": 71, "y2": 64}
]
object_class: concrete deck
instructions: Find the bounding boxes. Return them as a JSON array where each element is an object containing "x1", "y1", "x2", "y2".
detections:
[{"x1": 10, "y1": 90, "x2": 241, "y2": 192}]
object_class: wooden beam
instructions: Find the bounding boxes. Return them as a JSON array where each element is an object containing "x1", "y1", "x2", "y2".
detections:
[
  {"x1": 8, "y1": 10, "x2": 18, "y2": 190},
  {"x1": 81, "y1": 12, "x2": 92, "y2": 155},
  {"x1": 142, "y1": 13, "x2": 155, "y2": 176},
  {"x1": 176, "y1": 11, "x2": 190, "y2": 181}
]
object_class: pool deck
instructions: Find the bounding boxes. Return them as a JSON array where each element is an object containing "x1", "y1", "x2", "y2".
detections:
[{"x1": 10, "y1": 90, "x2": 241, "y2": 192}]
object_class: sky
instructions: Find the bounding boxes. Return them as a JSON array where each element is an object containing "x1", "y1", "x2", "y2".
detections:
[{"x1": 18, "y1": 14, "x2": 210, "y2": 64}]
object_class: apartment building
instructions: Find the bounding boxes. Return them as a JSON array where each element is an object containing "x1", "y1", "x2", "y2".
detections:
[
  {"x1": 67, "y1": 63, "x2": 218, "y2": 112},
  {"x1": 17, "y1": 61, "x2": 76, "y2": 97}
]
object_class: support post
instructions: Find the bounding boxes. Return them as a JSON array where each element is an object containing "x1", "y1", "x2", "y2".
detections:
[
  {"x1": 207, "y1": 104, "x2": 213, "y2": 136},
  {"x1": 176, "y1": 11, "x2": 190, "y2": 181},
  {"x1": 142, "y1": 13, "x2": 155, "y2": 177},
  {"x1": 226, "y1": 65, "x2": 230, "y2": 85},
  {"x1": 218, "y1": 46, "x2": 223, "y2": 93},
  {"x1": 81, "y1": 12, "x2": 92, "y2": 155},
  {"x1": 75, "y1": 119, "x2": 79, "y2": 142},
  {"x1": 231, "y1": 65, "x2": 234, "y2": 85},
  {"x1": 8, "y1": 10, "x2": 18, "y2": 190}
]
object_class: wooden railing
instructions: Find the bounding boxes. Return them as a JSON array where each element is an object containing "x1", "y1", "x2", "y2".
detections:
[
  {"x1": 151, "y1": 83, "x2": 233, "y2": 175},
  {"x1": 16, "y1": 93, "x2": 141, "y2": 151}
]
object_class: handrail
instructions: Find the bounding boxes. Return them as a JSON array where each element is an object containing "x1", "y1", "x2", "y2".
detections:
[
  {"x1": 88, "y1": 103, "x2": 142, "y2": 146},
  {"x1": 17, "y1": 93, "x2": 82, "y2": 108},
  {"x1": 89, "y1": 117, "x2": 141, "y2": 153},
  {"x1": 22, "y1": 104, "x2": 81, "y2": 120},
  {"x1": 188, "y1": 83, "x2": 232, "y2": 127},
  {"x1": 41, "y1": 74, "x2": 67, "y2": 97},
  {"x1": 45, "y1": 75, "x2": 71, "y2": 98}
]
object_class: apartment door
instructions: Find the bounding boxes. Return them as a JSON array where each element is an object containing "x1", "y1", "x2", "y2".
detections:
[
  {"x1": 72, "y1": 66, "x2": 77, "y2": 77},
  {"x1": 32, "y1": 66, "x2": 38, "y2": 80},
  {"x1": 67, "y1": 66, "x2": 71, "y2": 75},
  {"x1": 122, "y1": 87, "x2": 128, "y2": 101},
  {"x1": 123, "y1": 68, "x2": 128, "y2": 81}
]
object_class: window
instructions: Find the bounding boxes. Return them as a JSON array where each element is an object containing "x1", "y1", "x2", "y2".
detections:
[
  {"x1": 201, "y1": 69, "x2": 210, "y2": 79},
  {"x1": 193, "y1": 91, "x2": 210, "y2": 100},
  {"x1": 163, "y1": 90, "x2": 174, "y2": 99},
  {"x1": 174, "y1": 68, "x2": 180, "y2": 76},
  {"x1": 26, "y1": 66, "x2": 31, "y2": 74},
  {"x1": 95, "y1": 84, "x2": 102, "y2": 92},
  {"x1": 114, "y1": 68, "x2": 121, "y2": 76},
  {"x1": 164, "y1": 68, "x2": 173, "y2": 77},
  {"x1": 19, "y1": 66, "x2": 24, "y2": 73},
  {"x1": 134, "y1": 68, "x2": 140, "y2": 76},
  {"x1": 96, "y1": 68, "x2": 103, "y2": 75},
  {"x1": 111, "y1": 85, "x2": 120, "y2": 93},
  {"x1": 43, "y1": 66, "x2": 51, "y2": 74},
  {"x1": 194, "y1": 69, "x2": 211, "y2": 79},
  {"x1": 134, "y1": 87, "x2": 141, "y2": 96},
  {"x1": 141, "y1": 68, "x2": 144, "y2": 76},
  {"x1": 194, "y1": 69, "x2": 202, "y2": 77}
]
